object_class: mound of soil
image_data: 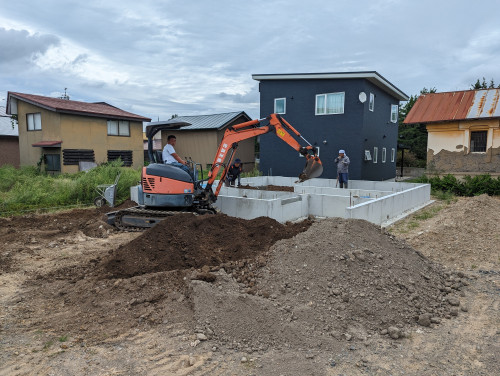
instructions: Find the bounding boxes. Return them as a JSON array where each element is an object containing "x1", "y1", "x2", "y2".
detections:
[
  {"x1": 102, "y1": 213, "x2": 312, "y2": 279},
  {"x1": 14, "y1": 214, "x2": 312, "y2": 343},
  {"x1": 192, "y1": 218, "x2": 468, "y2": 352},
  {"x1": 395, "y1": 194, "x2": 500, "y2": 271}
]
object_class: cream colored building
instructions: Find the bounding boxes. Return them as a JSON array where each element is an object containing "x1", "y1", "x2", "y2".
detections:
[
  {"x1": 404, "y1": 89, "x2": 500, "y2": 174},
  {"x1": 6, "y1": 92, "x2": 150, "y2": 173}
]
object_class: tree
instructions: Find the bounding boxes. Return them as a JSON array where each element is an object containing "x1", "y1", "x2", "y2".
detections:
[
  {"x1": 471, "y1": 77, "x2": 499, "y2": 89},
  {"x1": 398, "y1": 87, "x2": 436, "y2": 164}
]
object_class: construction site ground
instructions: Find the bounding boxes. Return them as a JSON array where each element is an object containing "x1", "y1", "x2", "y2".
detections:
[{"x1": 0, "y1": 195, "x2": 498, "y2": 376}]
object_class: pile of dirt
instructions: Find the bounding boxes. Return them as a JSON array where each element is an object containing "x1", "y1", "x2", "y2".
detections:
[
  {"x1": 395, "y1": 194, "x2": 500, "y2": 271},
  {"x1": 238, "y1": 185, "x2": 294, "y2": 192},
  {"x1": 14, "y1": 214, "x2": 312, "y2": 343},
  {"x1": 191, "y1": 218, "x2": 468, "y2": 353},
  {"x1": 8, "y1": 209, "x2": 469, "y2": 353},
  {"x1": 101, "y1": 213, "x2": 312, "y2": 278}
]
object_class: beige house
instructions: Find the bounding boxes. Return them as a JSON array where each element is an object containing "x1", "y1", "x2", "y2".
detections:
[
  {"x1": 149, "y1": 111, "x2": 255, "y2": 171},
  {"x1": 404, "y1": 89, "x2": 500, "y2": 174},
  {"x1": 6, "y1": 92, "x2": 151, "y2": 173}
]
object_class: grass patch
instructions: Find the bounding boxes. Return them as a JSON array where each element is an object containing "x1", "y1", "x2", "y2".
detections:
[
  {"x1": 413, "y1": 205, "x2": 443, "y2": 221},
  {"x1": 42, "y1": 340, "x2": 54, "y2": 351},
  {"x1": 0, "y1": 161, "x2": 140, "y2": 217},
  {"x1": 407, "y1": 221, "x2": 420, "y2": 229},
  {"x1": 432, "y1": 190, "x2": 457, "y2": 204},
  {"x1": 58, "y1": 334, "x2": 69, "y2": 342}
]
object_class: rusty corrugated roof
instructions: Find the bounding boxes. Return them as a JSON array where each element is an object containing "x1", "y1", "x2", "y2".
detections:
[
  {"x1": 6, "y1": 92, "x2": 151, "y2": 122},
  {"x1": 404, "y1": 89, "x2": 500, "y2": 124}
]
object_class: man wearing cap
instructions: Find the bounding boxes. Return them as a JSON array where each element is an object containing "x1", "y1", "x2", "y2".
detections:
[
  {"x1": 334, "y1": 149, "x2": 350, "y2": 188},
  {"x1": 225, "y1": 158, "x2": 243, "y2": 187}
]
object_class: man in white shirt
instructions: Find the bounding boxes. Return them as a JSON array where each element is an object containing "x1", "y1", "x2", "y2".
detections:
[{"x1": 162, "y1": 135, "x2": 192, "y2": 176}]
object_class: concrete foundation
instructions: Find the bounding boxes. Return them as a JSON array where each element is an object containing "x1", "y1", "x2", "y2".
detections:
[{"x1": 213, "y1": 176, "x2": 431, "y2": 226}]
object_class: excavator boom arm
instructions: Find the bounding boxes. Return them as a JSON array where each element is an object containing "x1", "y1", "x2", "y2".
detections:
[{"x1": 203, "y1": 114, "x2": 322, "y2": 200}]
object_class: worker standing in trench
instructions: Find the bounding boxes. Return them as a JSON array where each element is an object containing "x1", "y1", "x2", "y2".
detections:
[{"x1": 335, "y1": 149, "x2": 350, "y2": 188}]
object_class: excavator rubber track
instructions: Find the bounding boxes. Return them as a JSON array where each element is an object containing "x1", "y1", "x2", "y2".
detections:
[{"x1": 107, "y1": 206, "x2": 216, "y2": 231}]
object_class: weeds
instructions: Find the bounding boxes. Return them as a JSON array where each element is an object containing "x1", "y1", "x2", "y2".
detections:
[
  {"x1": 0, "y1": 161, "x2": 140, "y2": 216},
  {"x1": 412, "y1": 173, "x2": 500, "y2": 197},
  {"x1": 407, "y1": 221, "x2": 420, "y2": 229},
  {"x1": 413, "y1": 205, "x2": 443, "y2": 221},
  {"x1": 42, "y1": 340, "x2": 54, "y2": 351}
]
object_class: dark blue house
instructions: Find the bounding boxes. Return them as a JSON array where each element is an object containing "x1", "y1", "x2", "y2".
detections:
[{"x1": 252, "y1": 72, "x2": 409, "y2": 180}]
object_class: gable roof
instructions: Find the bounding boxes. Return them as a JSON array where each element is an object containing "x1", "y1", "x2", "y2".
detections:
[
  {"x1": 404, "y1": 89, "x2": 500, "y2": 124},
  {"x1": 147, "y1": 111, "x2": 251, "y2": 131},
  {"x1": 0, "y1": 106, "x2": 18, "y2": 137},
  {"x1": 252, "y1": 71, "x2": 409, "y2": 101},
  {"x1": 6, "y1": 92, "x2": 151, "y2": 122}
]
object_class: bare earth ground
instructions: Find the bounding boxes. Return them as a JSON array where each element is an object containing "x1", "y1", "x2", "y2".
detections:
[{"x1": 0, "y1": 195, "x2": 498, "y2": 376}]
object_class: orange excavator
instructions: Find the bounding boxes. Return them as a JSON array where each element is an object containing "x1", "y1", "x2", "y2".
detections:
[{"x1": 107, "y1": 113, "x2": 322, "y2": 230}]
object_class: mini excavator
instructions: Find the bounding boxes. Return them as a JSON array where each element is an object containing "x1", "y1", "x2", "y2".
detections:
[{"x1": 107, "y1": 113, "x2": 323, "y2": 230}]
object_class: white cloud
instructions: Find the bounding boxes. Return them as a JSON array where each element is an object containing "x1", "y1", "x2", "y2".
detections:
[{"x1": 1, "y1": 0, "x2": 500, "y2": 120}]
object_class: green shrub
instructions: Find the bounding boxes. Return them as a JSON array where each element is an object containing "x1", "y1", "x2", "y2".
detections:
[{"x1": 412, "y1": 173, "x2": 500, "y2": 197}]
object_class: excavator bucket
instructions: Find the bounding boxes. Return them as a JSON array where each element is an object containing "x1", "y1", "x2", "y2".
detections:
[{"x1": 298, "y1": 157, "x2": 323, "y2": 182}]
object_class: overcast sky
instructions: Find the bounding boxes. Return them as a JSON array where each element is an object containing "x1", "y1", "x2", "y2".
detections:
[{"x1": 1, "y1": 0, "x2": 499, "y2": 121}]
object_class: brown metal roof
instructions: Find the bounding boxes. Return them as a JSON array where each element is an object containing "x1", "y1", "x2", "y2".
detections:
[
  {"x1": 32, "y1": 140, "x2": 62, "y2": 147},
  {"x1": 7, "y1": 92, "x2": 151, "y2": 122},
  {"x1": 404, "y1": 89, "x2": 500, "y2": 124}
]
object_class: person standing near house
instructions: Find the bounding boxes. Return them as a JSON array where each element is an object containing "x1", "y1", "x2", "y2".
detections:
[
  {"x1": 335, "y1": 149, "x2": 350, "y2": 188},
  {"x1": 162, "y1": 135, "x2": 193, "y2": 177}
]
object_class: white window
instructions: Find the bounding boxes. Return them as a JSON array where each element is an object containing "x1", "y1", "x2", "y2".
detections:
[
  {"x1": 27, "y1": 113, "x2": 42, "y2": 131},
  {"x1": 118, "y1": 120, "x2": 130, "y2": 136},
  {"x1": 364, "y1": 150, "x2": 372, "y2": 161},
  {"x1": 369, "y1": 93, "x2": 375, "y2": 112},
  {"x1": 391, "y1": 148, "x2": 395, "y2": 162},
  {"x1": 373, "y1": 147, "x2": 378, "y2": 163},
  {"x1": 382, "y1": 147, "x2": 386, "y2": 163},
  {"x1": 274, "y1": 98, "x2": 286, "y2": 114},
  {"x1": 315, "y1": 92, "x2": 345, "y2": 115},
  {"x1": 391, "y1": 104, "x2": 398, "y2": 123},
  {"x1": 108, "y1": 120, "x2": 130, "y2": 136}
]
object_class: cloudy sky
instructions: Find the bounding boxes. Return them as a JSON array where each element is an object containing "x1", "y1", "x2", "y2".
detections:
[{"x1": 1, "y1": 0, "x2": 499, "y2": 121}]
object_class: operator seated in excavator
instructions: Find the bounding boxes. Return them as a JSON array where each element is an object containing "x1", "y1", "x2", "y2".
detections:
[{"x1": 162, "y1": 134, "x2": 194, "y2": 178}]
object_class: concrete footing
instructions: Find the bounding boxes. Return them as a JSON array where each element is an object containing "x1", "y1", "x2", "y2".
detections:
[{"x1": 213, "y1": 176, "x2": 431, "y2": 226}]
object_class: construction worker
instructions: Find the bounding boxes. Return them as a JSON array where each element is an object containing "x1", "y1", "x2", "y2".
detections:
[
  {"x1": 334, "y1": 149, "x2": 350, "y2": 188},
  {"x1": 225, "y1": 158, "x2": 243, "y2": 187},
  {"x1": 162, "y1": 135, "x2": 193, "y2": 177}
]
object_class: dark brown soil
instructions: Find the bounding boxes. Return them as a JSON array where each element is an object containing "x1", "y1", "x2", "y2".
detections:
[
  {"x1": 239, "y1": 185, "x2": 294, "y2": 192},
  {"x1": 0, "y1": 199, "x2": 136, "y2": 241},
  {"x1": 101, "y1": 213, "x2": 312, "y2": 279}
]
